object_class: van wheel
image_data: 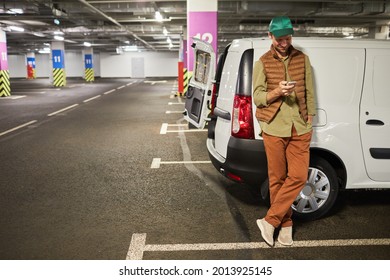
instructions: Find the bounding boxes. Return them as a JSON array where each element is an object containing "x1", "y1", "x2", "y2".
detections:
[{"x1": 292, "y1": 156, "x2": 339, "y2": 221}]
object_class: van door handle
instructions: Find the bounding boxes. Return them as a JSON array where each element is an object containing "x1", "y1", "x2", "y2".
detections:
[
  {"x1": 366, "y1": 119, "x2": 384, "y2": 126},
  {"x1": 214, "y1": 106, "x2": 231, "y2": 120}
]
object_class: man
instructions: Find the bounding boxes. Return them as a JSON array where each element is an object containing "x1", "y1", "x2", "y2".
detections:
[{"x1": 253, "y1": 16, "x2": 316, "y2": 247}]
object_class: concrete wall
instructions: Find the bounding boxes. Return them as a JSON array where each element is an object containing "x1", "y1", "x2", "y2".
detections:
[{"x1": 8, "y1": 51, "x2": 177, "y2": 78}]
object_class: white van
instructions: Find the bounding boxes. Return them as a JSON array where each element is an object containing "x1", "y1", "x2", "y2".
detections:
[{"x1": 184, "y1": 37, "x2": 390, "y2": 221}]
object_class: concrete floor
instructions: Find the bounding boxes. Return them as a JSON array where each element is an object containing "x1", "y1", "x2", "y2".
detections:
[{"x1": 0, "y1": 78, "x2": 389, "y2": 260}]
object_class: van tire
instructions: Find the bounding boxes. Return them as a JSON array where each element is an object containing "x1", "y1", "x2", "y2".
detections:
[{"x1": 292, "y1": 156, "x2": 339, "y2": 221}]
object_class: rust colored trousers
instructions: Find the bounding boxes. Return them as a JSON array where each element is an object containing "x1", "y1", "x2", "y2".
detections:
[{"x1": 262, "y1": 126, "x2": 312, "y2": 228}]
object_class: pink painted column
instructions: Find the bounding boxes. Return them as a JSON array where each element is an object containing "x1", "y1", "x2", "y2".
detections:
[
  {"x1": 0, "y1": 30, "x2": 10, "y2": 97},
  {"x1": 186, "y1": 0, "x2": 218, "y2": 72}
]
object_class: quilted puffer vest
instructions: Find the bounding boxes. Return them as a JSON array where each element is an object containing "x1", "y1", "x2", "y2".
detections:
[{"x1": 256, "y1": 45, "x2": 308, "y2": 123}]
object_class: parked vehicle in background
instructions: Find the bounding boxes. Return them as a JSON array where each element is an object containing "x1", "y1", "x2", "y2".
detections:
[{"x1": 184, "y1": 37, "x2": 390, "y2": 221}]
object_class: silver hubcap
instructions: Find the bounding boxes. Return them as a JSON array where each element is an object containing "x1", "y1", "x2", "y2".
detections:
[{"x1": 292, "y1": 167, "x2": 331, "y2": 214}]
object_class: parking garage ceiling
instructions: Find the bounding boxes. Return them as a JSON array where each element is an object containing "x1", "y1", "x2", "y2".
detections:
[{"x1": 1, "y1": 0, "x2": 390, "y2": 55}]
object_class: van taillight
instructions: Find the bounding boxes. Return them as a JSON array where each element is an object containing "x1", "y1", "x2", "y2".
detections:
[{"x1": 231, "y1": 94, "x2": 254, "y2": 139}]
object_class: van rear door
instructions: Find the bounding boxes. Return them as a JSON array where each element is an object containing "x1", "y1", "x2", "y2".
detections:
[{"x1": 184, "y1": 38, "x2": 216, "y2": 129}]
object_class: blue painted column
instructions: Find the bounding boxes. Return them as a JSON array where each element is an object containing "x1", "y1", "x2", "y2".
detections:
[
  {"x1": 83, "y1": 47, "x2": 94, "y2": 82},
  {"x1": 51, "y1": 41, "x2": 66, "y2": 87}
]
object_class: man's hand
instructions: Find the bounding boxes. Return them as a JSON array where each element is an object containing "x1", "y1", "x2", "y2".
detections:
[
  {"x1": 278, "y1": 80, "x2": 295, "y2": 96},
  {"x1": 266, "y1": 80, "x2": 296, "y2": 104}
]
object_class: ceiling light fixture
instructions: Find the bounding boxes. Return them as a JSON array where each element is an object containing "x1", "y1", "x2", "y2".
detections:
[
  {"x1": 163, "y1": 27, "x2": 168, "y2": 36},
  {"x1": 38, "y1": 47, "x2": 51, "y2": 54},
  {"x1": 83, "y1": 42, "x2": 92, "y2": 47},
  {"x1": 54, "y1": 35, "x2": 64, "y2": 41},
  {"x1": 155, "y1": 11, "x2": 163, "y2": 22},
  {"x1": 122, "y1": 45, "x2": 138, "y2": 52},
  {"x1": 8, "y1": 8, "x2": 24, "y2": 14},
  {"x1": 9, "y1": 26, "x2": 25, "y2": 32},
  {"x1": 33, "y1": 32, "x2": 45, "y2": 37}
]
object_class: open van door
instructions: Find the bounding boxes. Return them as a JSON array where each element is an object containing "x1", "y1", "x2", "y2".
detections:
[{"x1": 184, "y1": 38, "x2": 216, "y2": 129}]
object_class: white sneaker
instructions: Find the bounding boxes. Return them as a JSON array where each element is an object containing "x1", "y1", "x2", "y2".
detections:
[
  {"x1": 277, "y1": 226, "x2": 293, "y2": 246},
  {"x1": 256, "y1": 218, "x2": 275, "y2": 247}
]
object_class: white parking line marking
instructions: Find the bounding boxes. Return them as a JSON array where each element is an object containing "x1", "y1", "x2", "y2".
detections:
[
  {"x1": 117, "y1": 85, "x2": 126, "y2": 90},
  {"x1": 126, "y1": 82, "x2": 133, "y2": 86},
  {"x1": 12, "y1": 91, "x2": 45, "y2": 94},
  {"x1": 166, "y1": 110, "x2": 184, "y2": 114},
  {"x1": 83, "y1": 95, "x2": 101, "y2": 103},
  {"x1": 168, "y1": 102, "x2": 184, "y2": 105},
  {"x1": 0, "y1": 120, "x2": 38, "y2": 137},
  {"x1": 160, "y1": 123, "x2": 207, "y2": 134},
  {"x1": 144, "y1": 80, "x2": 167, "y2": 85},
  {"x1": 160, "y1": 123, "x2": 168, "y2": 134},
  {"x1": 0, "y1": 95, "x2": 26, "y2": 100},
  {"x1": 47, "y1": 104, "x2": 79, "y2": 116},
  {"x1": 151, "y1": 158, "x2": 161, "y2": 168},
  {"x1": 126, "y1": 233, "x2": 390, "y2": 260},
  {"x1": 103, "y1": 89, "x2": 116, "y2": 95},
  {"x1": 151, "y1": 158, "x2": 211, "y2": 169},
  {"x1": 166, "y1": 129, "x2": 207, "y2": 133},
  {"x1": 126, "y1": 233, "x2": 147, "y2": 260}
]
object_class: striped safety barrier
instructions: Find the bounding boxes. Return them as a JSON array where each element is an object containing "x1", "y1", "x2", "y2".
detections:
[
  {"x1": 85, "y1": 68, "x2": 94, "y2": 82},
  {"x1": 53, "y1": 68, "x2": 66, "y2": 87},
  {"x1": 0, "y1": 70, "x2": 11, "y2": 97}
]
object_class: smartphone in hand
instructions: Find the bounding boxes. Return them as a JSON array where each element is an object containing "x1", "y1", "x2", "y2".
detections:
[{"x1": 286, "y1": 81, "x2": 297, "y2": 86}]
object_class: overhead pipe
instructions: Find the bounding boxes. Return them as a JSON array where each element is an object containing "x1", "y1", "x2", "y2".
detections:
[{"x1": 76, "y1": 0, "x2": 156, "y2": 50}]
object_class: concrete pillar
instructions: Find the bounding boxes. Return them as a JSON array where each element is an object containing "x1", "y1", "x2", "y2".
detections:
[
  {"x1": 26, "y1": 52, "x2": 36, "y2": 79},
  {"x1": 186, "y1": 0, "x2": 218, "y2": 72},
  {"x1": 83, "y1": 47, "x2": 94, "y2": 82},
  {"x1": 0, "y1": 29, "x2": 10, "y2": 97},
  {"x1": 178, "y1": 36, "x2": 185, "y2": 95},
  {"x1": 375, "y1": 25, "x2": 389, "y2": 39},
  {"x1": 51, "y1": 41, "x2": 66, "y2": 87},
  {"x1": 368, "y1": 21, "x2": 390, "y2": 39}
]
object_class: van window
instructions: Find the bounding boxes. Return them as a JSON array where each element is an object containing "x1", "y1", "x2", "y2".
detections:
[
  {"x1": 236, "y1": 49, "x2": 254, "y2": 96},
  {"x1": 194, "y1": 50, "x2": 211, "y2": 84},
  {"x1": 215, "y1": 44, "x2": 231, "y2": 87},
  {"x1": 372, "y1": 55, "x2": 390, "y2": 107}
]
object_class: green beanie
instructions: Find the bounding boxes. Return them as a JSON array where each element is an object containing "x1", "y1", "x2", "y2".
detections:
[{"x1": 269, "y1": 16, "x2": 294, "y2": 38}]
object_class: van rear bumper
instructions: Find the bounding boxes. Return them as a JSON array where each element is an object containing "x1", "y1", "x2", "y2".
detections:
[{"x1": 207, "y1": 136, "x2": 268, "y2": 186}]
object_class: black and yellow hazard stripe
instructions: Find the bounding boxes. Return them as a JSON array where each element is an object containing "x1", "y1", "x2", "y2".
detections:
[
  {"x1": 182, "y1": 68, "x2": 188, "y2": 96},
  {"x1": 85, "y1": 68, "x2": 94, "y2": 82},
  {"x1": 0, "y1": 70, "x2": 11, "y2": 97},
  {"x1": 53, "y1": 68, "x2": 66, "y2": 87}
]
